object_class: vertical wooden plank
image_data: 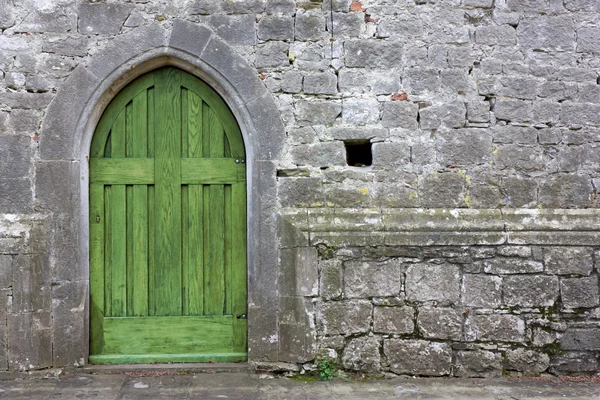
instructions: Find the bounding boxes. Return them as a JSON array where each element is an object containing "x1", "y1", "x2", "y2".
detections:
[
  {"x1": 185, "y1": 91, "x2": 204, "y2": 316},
  {"x1": 131, "y1": 91, "x2": 149, "y2": 317},
  {"x1": 224, "y1": 184, "x2": 232, "y2": 315},
  {"x1": 205, "y1": 108, "x2": 225, "y2": 315},
  {"x1": 111, "y1": 110, "x2": 127, "y2": 317},
  {"x1": 103, "y1": 186, "x2": 112, "y2": 317},
  {"x1": 181, "y1": 184, "x2": 189, "y2": 315},
  {"x1": 89, "y1": 183, "x2": 105, "y2": 354},
  {"x1": 126, "y1": 184, "x2": 134, "y2": 314},
  {"x1": 147, "y1": 87, "x2": 155, "y2": 158},
  {"x1": 231, "y1": 182, "x2": 247, "y2": 352},
  {"x1": 153, "y1": 67, "x2": 182, "y2": 316},
  {"x1": 147, "y1": 184, "x2": 155, "y2": 315}
]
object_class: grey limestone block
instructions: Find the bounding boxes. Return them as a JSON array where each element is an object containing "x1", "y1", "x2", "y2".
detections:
[
  {"x1": 495, "y1": 144, "x2": 545, "y2": 172},
  {"x1": 15, "y1": 8, "x2": 76, "y2": 33},
  {"x1": 78, "y1": 3, "x2": 133, "y2": 35},
  {"x1": 255, "y1": 42, "x2": 290, "y2": 68},
  {"x1": 371, "y1": 142, "x2": 410, "y2": 168},
  {"x1": 222, "y1": 0, "x2": 267, "y2": 14},
  {"x1": 441, "y1": 69, "x2": 471, "y2": 93},
  {"x1": 417, "y1": 307, "x2": 462, "y2": 340},
  {"x1": 0, "y1": 0, "x2": 15, "y2": 29},
  {"x1": 316, "y1": 300, "x2": 371, "y2": 335},
  {"x1": 419, "y1": 172, "x2": 466, "y2": 208},
  {"x1": 501, "y1": 176, "x2": 538, "y2": 207},
  {"x1": 7, "y1": 311, "x2": 52, "y2": 371},
  {"x1": 403, "y1": 68, "x2": 440, "y2": 94},
  {"x1": 454, "y1": 351, "x2": 503, "y2": 378},
  {"x1": 419, "y1": 103, "x2": 466, "y2": 130},
  {"x1": 475, "y1": 25, "x2": 517, "y2": 46},
  {"x1": 34, "y1": 161, "x2": 80, "y2": 214},
  {"x1": 437, "y1": 129, "x2": 492, "y2": 166},
  {"x1": 5, "y1": 72, "x2": 25, "y2": 89},
  {"x1": 11, "y1": 254, "x2": 51, "y2": 314},
  {"x1": 295, "y1": 100, "x2": 342, "y2": 125},
  {"x1": 560, "y1": 103, "x2": 600, "y2": 126},
  {"x1": 342, "y1": 98, "x2": 380, "y2": 125},
  {"x1": 550, "y1": 352, "x2": 598, "y2": 374},
  {"x1": 279, "y1": 319, "x2": 316, "y2": 363},
  {"x1": 0, "y1": 92, "x2": 54, "y2": 110},
  {"x1": 203, "y1": 15, "x2": 256, "y2": 46},
  {"x1": 506, "y1": 348, "x2": 550, "y2": 373},
  {"x1": 342, "y1": 337, "x2": 381, "y2": 373},
  {"x1": 289, "y1": 142, "x2": 346, "y2": 167},
  {"x1": 405, "y1": 263, "x2": 460, "y2": 304},
  {"x1": 281, "y1": 71, "x2": 304, "y2": 93},
  {"x1": 466, "y1": 101, "x2": 490, "y2": 123},
  {"x1": 478, "y1": 258, "x2": 543, "y2": 275},
  {"x1": 266, "y1": 0, "x2": 296, "y2": 13},
  {"x1": 381, "y1": 101, "x2": 418, "y2": 129},
  {"x1": 0, "y1": 135, "x2": 32, "y2": 180},
  {"x1": 462, "y1": 274, "x2": 502, "y2": 308},
  {"x1": 577, "y1": 26, "x2": 600, "y2": 53},
  {"x1": 42, "y1": 36, "x2": 90, "y2": 57},
  {"x1": 494, "y1": 99, "x2": 533, "y2": 123},
  {"x1": 0, "y1": 178, "x2": 32, "y2": 213},
  {"x1": 344, "y1": 259, "x2": 404, "y2": 298},
  {"x1": 517, "y1": 15, "x2": 575, "y2": 52},
  {"x1": 319, "y1": 259, "x2": 343, "y2": 300},
  {"x1": 561, "y1": 328, "x2": 600, "y2": 350},
  {"x1": 258, "y1": 16, "x2": 294, "y2": 41},
  {"x1": 384, "y1": 339, "x2": 452, "y2": 376},
  {"x1": 295, "y1": 10, "x2": 325, "y2": 41},
  {"x1": 560, "y1": 276, "x2": 599, "y2": 309},
  {"x1": 464, "y1": 0, "x2": 494, "y2": 7},
  {"x1": 51, "y1": 281, "x2": 87, "y2": 366},
  {"x1": 338, "y1": 69, "x2": 401, "y2": 95},
  {"x1": 503, "y1": 275, "x2": 559, "y2": 307},
  {"x1": 303, "y1": 72, "x2": 337, "y2": 95},
  {"x1": 539, "y1": 81, "x2": 578, "y2": 101},
  {"x1": 492, "y1": 125, "x2": 538, "y2": 144},
  {"x1": 277, "y1": 177, "x2": 323, "y2": 207},
  {"x1": 330, "y1": 12, "x2": 364, "y2": 37},
  {"x1": 373, "y1": 306, "x2": 415, "y2": 334},
  {"x1": 280, "y1": 247, "x2": 319, "y2": 297},
  {"x1": 327, "y1": 127, "x2": 388, "y2": 141},
  {"x1": 466, "y1": 313, "x2": 525, "y2": 343},
  {"x1": 344, "y1": 39, "x2": 403, "y2": 68},
  {"x1": 564, "y1": 0, "x2": 600, "y2": 11},
  {"x1": 538, "y1": 175, "x2": 592, "y2": 208}
]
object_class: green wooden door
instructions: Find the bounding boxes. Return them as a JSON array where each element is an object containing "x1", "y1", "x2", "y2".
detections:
[{"x1": 89, "y1": 67, "x2": 247, "y2": 364}]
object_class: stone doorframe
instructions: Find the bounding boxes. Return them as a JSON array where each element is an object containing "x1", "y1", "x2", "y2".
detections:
[{"x1": 38, "y1": 20, "x2": 284, "y2": 365}]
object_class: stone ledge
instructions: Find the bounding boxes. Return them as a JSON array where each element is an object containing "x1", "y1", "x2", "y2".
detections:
[{"x1": 280, "y1": 208, "x2": 600, "y2": 247}]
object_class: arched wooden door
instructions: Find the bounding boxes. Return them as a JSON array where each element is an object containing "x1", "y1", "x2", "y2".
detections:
[{"x1": 89, "y1": 67, "x2": 247, "y2": 364}]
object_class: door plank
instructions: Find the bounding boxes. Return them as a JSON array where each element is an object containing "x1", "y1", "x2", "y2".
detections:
[
  {"x1": 180, "y1": 158, "x2": 244, "y2": 184},
  {"x1": 131, "y1": 91, "x2": 149, "y2": 317},
  {"x1": 89, "y1": 183, "x2": 105, "y2": 355},
  {"x1": 89, "y1": 158, "x2": 154, "y2": 184},
  {"x1": 103, "y1": 186, "x2": 112, "y2": 317},
  {"x1": 231, "y1": 182, "x2": 247, "y2": 352},
  {"x1": 153, "y1": 67, "x2": 182, "y2": 316},
  {"x1": 110, "y1": 110, "x2": 127, "y2": 317}
]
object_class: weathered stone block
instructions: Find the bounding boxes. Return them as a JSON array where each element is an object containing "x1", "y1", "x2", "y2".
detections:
[
  {"x1": 342, "y1": 98, "x2": 380, "y2": 125},
  {"x1": 467, "y1": 313, "x2": 525, "y2": 343},
  {"x1": 295, "y1": 10, "x2": 325, "y2": 41},
  {"x1": 42, "y1": 36, "x2": 89, "y2": 57},
  {"x1": 501, "y1": 176, "x2": 538, "y2": 207},
  {"x1": 278, "y1": 177, "x2": 323, "y2": 207},
  {"x1": 295, "y1": 100, "x2": 341, "y2": 125},
  {"x1": 344, "y1": 40, "x2": 403, "y2": 68},
  {"x1": 550, "y1": 352, "x2": 598, "y2": 373},
  {"x1": 477, "y1": 258, "x2": 543, "y2": 274},
  {"x1": 331, "y1": 12, "x2": 364, "y2": 37},
  {"x1": 0, "y1": 0, "x2": 15, "y2": 29},
  {"x1": 437, "y1": 129, "x2": 492, "y2": 166},
  {"x1": 417, "y1": 307, "x2": 462, "y2": 340},
  {"x1": 466, "y1": 101, "x2": 490, "y2": 123},
  {"x1": 381, "y1": 101, "x2": 418, "y2": 129},
  {"x1": 338, "y1": 69, "x2": 400, "y2": 95},
  {"x1": 280, "y1": 247, "x2": 319, "y2": 297},
  {"x1": 373, "y1": 306, "x2": 414, "y2": 334},
  {"x1": 544, "y1": 246, "x2": 594, "y2": 276},
  {"x1": 11, "y1": 254, "x2": 51, "y2": 314},
  {"x1": 454, "y1": 351, "x2": 502, "y2": 378},
  {"x1": 0, "y1": 178, "x2": 32, "y2": 213},
  {"x1": 405, "y1": 263, "x2": 460, "y2": 304},
  {"x1": 327, "y1": 127, "x2": 388, "y2": 141},
  {"x1": 462, "y1": 274, "x2": 502, "y2": 308},
  {"x1": 494, "y1": 99, "x2": 533, "y2": 123},
  {"x1": 560, "y1": 103, "x2": 600, "y2": 126},
  {"x1": 0, "y1": 135, "x2": 32, "y2": 179},
  {"x1": 7, "y1": 311, "x2": 52, "y2": 370},
  {"x1": 280, "y1": 321, "x2": 316, "y2": 363},
  {"x1": 404, "y1": 68, "x2": 440, "y2": 94},
  {"x1": 419, "y1": 172, "x2": 466, "y2": 208},
  {"x1": 560, "y1": 276, "x2": 599, "y2": 309},
  {"x1": 419, "y1": 103, "x2": 466, "y2": 130},
  {"x1": 384, "y1": 339, "x2": 452, "y2": 376},
  {"x1": 342, "y1": 337, "x2": 381, "y2": 373},
  {"x1": 517, "y1": 15, "x2": 575, "y2": 52},
  {"x1": 316, "y1": 300, "x2": 371, "y2": 335},
  {"x1": 16, "y1": 8, "x2": 76, "y2": 33},
  {"x1": 204, "y1": 15, "x2": 256, "y2": 46},
  {"x1": 290, "y1": 142, "x2": 346, "y2": 167},
  {"x1": 0, "y1": 92, "x2": 53, "y2": 110},
  {"x1": 507, "y1": 348, "x2": 550, "y2": 373},
  {"x1": 503, "y1": 275, "x2": 559, "y2": 307},
  {"x1": 344, "y1": 259, "x2": 403, "y2": 298},
  {"x1": 538, "y1": 175, "x2": 591, "y2": 208},
  {"x1": 372, "y1": 142, "x2": 411, "y2": 168},
  {"x1": 303, "y1": 72, "x2": 337, "y2": 95},
  {"x1": 78, "y1": 3, "x2": 133, "y2": 35},
  {"x1": 577, "y1": 26, "x2": 600, "y2": 53},
  {"x1": 561, "y1": 328, "x2": 600, "y2": 350},
  {"x1": 255, "y1": 42, "x2": 289, "y2": 68},
  {"x1": 258, "y1": 16, "x2": 294, "y2": 41},
  {"x1": 319, "y1": 259, "x2": 342, "y2": 300}
]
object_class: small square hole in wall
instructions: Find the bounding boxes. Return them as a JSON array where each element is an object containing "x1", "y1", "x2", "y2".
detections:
[{"x1": 345, "y1": 141, "x2": 372, "y2": 167}]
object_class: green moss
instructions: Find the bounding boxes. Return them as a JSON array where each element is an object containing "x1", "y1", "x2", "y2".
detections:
[
  {"x1": 290, "y1": 374, "x2": 320, "y2": 382},
  {"x1": 541, "y1": 342, "x2": 566, "y2": 356},
  {"x1": 316, "y1": 243, "x2": 337, "y2": 260}
]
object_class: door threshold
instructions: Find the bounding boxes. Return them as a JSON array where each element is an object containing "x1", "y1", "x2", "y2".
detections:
[{"x1": 80, "y1": 362, "x2": 252, "y2": 375}]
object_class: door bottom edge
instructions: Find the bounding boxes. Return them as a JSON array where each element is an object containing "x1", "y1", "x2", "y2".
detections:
[{"x1": 89, "y1": 352, "x2": 248, "y2": 365}]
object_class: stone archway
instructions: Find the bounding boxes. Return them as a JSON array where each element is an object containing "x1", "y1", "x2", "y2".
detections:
[{"x1": 37, "y1": 20, "x2": 284, "y2": 365}]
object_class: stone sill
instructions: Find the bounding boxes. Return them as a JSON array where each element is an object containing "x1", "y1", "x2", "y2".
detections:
[{"x1": 280, "y1": 208, "x2": 600, "y2": 247}]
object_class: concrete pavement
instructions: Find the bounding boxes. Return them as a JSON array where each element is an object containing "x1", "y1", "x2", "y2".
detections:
[{"x1": 0, "y1": 368, "x2": 599, "y2": 399}]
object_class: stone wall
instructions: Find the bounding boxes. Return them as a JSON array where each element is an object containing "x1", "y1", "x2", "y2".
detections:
[{"x1": 0, "y1": 0, "x2": 599, "y2": 374}]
